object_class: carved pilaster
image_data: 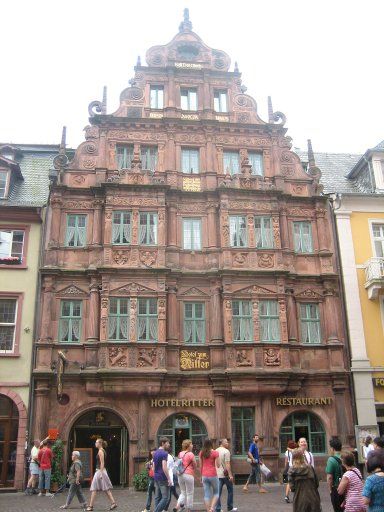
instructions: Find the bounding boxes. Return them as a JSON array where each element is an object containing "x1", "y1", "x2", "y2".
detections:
[
  {"x1": 316, "y1": 207, "x2": 329, "y2": 252},
  {"x1": 216, "y1": 146, "x2": 223, "y2": 174},
  {"x1": 285, "y1": 288, "x2": 298, "y2": 342},
  {"x1": 220, "y1": 210, "x2": 229, "y2": 247},
  {"x1": 39, "y1": 277, "x2": 55, "y2": 342},
  {"x1": 279, "y1": 208, "x2": 289, "y2": 250},
  {"x1": 50, "y1": 197, "x2": 62, "y2": 247},
  {"x1": 87, "y1": 278, "x2": 100, "y2": 341},
  {"x1": 138, "y1": 397, "x2": 149, "y2": 454},
  {"x1": 92, "y1": 200, "x2": 103, "y2": 246},
  {"x1": 323, "y1": 287, "x2": 339, "y2": 342},
  {"x1": 207, "y1": 205, "x2": 217, "y2": 248},
  {"x1": 210, "y1": 281, "x2": 223, "y2": 342},
  {"x1": 166, "y1": 285, "x2": 178, "y2": 342},
  {"x1": 332, "y1": 384, "x2": 349, "y2": 444},
  {"x1": 33, "y1": 380, "x2": 50, "y2": 438},
  {"x1": 100, "y1": 296, "x2": 109, "y2": 342},
  {"x1": 272, "y1": 214, "x2": 281, "y2": 249},
  {"x1": 158, "y1": 209, "x2": 166, "y2": 246},
  {"x1": 131, "y1": 210, "x2": 139, "y2": 245},
  {"x1": 104, "y1": 208, "x2": 113, "y2": 244},
  {"x1": 130, "y1": 298, "x2": 137, "y2": 342},
  {"x1": 223, "y1": 298, "x2": 232, "y2": 343},
  {"x1": 279, "y1": 298, "x2": 288, "y2": 343},
  {"x1": 167, "y1": 206, "x2": 177, "y2": 247},
  {"x1": 158, "y1": 297, "x2": 166, "y2": 343},
  {"x1": 247, "y1": 214, "x2": 255, "y2": 247},
  {"x1": 214, "y1": 392, "x2": 226, "y2": 439},
  {"x1": 252, "y1": 300, "x2": 259, "y2": 343},
  {"x1": 108, "y1": 141, "x2": 116, "y2": 169}
]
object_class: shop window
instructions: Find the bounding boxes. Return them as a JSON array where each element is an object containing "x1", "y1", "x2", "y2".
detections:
[
  {"x1": 65, "y1": 215, "x2": 87, "y2": 247},
  {"x1": 232, "y1": 300, "x2": 253, "y2": 342},
  {"x1": 279, "y1": 412, "x2": 326, "y2": 454},
  {"x1": 181, "y1": 88, "x2": 198, "y2": 111},
  {"x1": 293, "y1": 222, "x2": 313, "y2": 253},
  {"x1": 231, "y1": 407, "x2": 255, "y2": 456},
  {"x1": 141, "y1": 146, "x2": 158, "y2": 171},
  {"x1": 254, "y1": 217, "x2": 273, "y2": 249},
  {"x1": 59, "y1": 300, "x2": 82, "y2": 343},
  {"x1": 214, "y1": 90, "x2": 228, "y2": 113},
  {"x1": 0, "y1": 229, "x2": 24, "y2": 263},
  {"x1": 139, "y1": 212, "x2": 158, "y2": 245},
  {"x1": 181, "y1": 148, "x2": 200, "y2": 174},
  {"x1": 0, "y1": 170, "x2": 8, "y2": 198},
  {"x1": 0, "y1": 299, "x2": 17, "y2": 352},
  {"x1": 183, "y1": 218, "x2": 202, "y2": 250},
  {"x1": 259, "y1": 300, "x2": 280, "y2": 342},
  {"x1": 248, "y1": 152, "x2": 263, "y2": 176},
  {"x1": 112, "y1": 212, "x2": 131, "y2": 245},
  {"x1": 0, "y1": 395, "x2": 19, "y2": 486},
  {"x1": 371, "y1": 223, "x2": 384, "y2": 257},
  {"x1": 300, "y1": 303, "x2": 321, "y2": 344},
  {"x1": 137, "y1": 298, "x2": 157, "y2": 341},
  {"x1": 150, "y1": 86, "x2": 164, "y2": 109},
  {"x1": 184, "y1": 302, "x2": 205, "y2": 343},
  {"x1": 108, "y1": 298, "x2": 130, "y2": 341},
  {"x1": 116, "y1": 145, "x2": 134, "y2": 170},
  {"x1": 157, "y1": 413, "x2": 207, "y2": 456},
  {"x1": 223, "y1": 151, "x2": 240, "y2": 175},
  {"x1": 229, "y1": 215, "x2": 247, "y2": 247}
]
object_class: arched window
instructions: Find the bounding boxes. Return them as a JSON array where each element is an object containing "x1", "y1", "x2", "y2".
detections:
[
  {"x1": 157, "y1": 413, "x2": 207, "y2": 456},
  {"x1": 0, "y1": 395, "x2": 19, "y2": 486},
  {"x1": 279, "y1": 412, "x2": 326, "y2": 454}
]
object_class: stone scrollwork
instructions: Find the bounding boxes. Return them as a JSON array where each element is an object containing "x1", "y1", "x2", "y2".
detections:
[
  {"x1": 264, "y1": 348, "x2": 281, "y2": 366},
  {"x1": 236, "y1": 350, "x2": 253, "y2": 367},
  {"x1": 270, "y1": 111, "x2": 286, "y2": 126},
  {"x1": 88, "y1": 100, "x2": 104, "y2": 117},
  {"x1": 137, "y1": 348, "x2": 157, "y2": 367},
  {"x1": 109, "y1": 347, "x2": 128, "y2": 367}
]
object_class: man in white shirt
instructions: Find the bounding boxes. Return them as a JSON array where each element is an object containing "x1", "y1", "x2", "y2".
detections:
[
  {"x1": 215, "y1": 439, "x2": 238, "y2": 512},
  {"x1": 298, "y1": 437, "x2": 314, "y2": 467},
  {"x1": 25, "y1": 439, "x2": 40, "y2": 495}
]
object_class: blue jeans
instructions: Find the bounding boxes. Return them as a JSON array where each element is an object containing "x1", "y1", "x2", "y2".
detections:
[
  {"x1": 38, "y1": 468, "x2": 51, "y2": 490},
  {"x1": 154, "y1": 480, "x2": 170, "y2": 512},
  {"x1": 202, "y1": 476, "x2": 219, "y2": 501},
  {"x1": 145, "y1": 477, "x2": 155, "y2": 510},
  {"x1": 246, "y1": 463, "x2": 260, "y2": 485},
  {"x1": 216, "y1": 477, "x2": 234, "y2": 511}
]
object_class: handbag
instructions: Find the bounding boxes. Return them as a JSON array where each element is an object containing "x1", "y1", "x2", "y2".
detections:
[{"x1": 260, "y1": 463, "x2": 272, "y2": 478}]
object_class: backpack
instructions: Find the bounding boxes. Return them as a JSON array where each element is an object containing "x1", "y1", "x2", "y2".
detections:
[
  {"x1": 332, "y1": 456, "x2": 345, "y2": 485},
  {"x1": 175, "y1": 452, "x2": 192, "y2": 476}
]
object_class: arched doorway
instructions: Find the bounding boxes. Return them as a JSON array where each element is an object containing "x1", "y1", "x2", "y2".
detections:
[
  {"x1": 0, "y1": 395, "x2": 19, "y2": 487},
  {"x1": 69, "y1": 409, "x2": 128, "y2": 486},
  {"x1": 157, "y1": 413, "x2": 207, "y2": 456},
  {"x1": 279, "y1": 411, "x2": 326, "y2": 454}
]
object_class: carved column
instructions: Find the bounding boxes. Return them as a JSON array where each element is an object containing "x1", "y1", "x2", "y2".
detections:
[
  {"x1": 104, "y1": 209, "x2": 113, "y2": 245},
  {"x1": 279, "y1": 298, "x2": 288, "y2": 343},
  {"x1": 210, "y1": 282, "x2": 223, "y2": 342},
  {"x1": 138, "y1": 396, "x2": 149, "y2": 454},
  {"x1": 333, "y1": 385, "x2": 349, "y2": 444},
  {"x1": 131, "y1": 210, "x2": 139, "y2": 245},
  {"x1": 100, "y1": 296, "x2": 108, "y2": 342},
  {"x1": 247, "y1": 214, "x2": 255, "y2": 247},
  {"x1": 158, "y1": 209, "x2": 166, "y2": 246},
  {"x1": 33, "y1": 380, "x2": 50, "y2": 438},
  {"x1": 214, "y1": 392, "x2": 226, "y2": 440},
  {"x1": 316, "y1": 208, "x2": 329, "y2": 252},
  {"x1": 272, "y1": 214, "x2": 282, "y2": 249},
  {"x1": 158, "y1": 297, "x2": 166, "y2": 343},
  {"x1": 252, "y1": 299, "x2": 259, "y2": 343},
  {"x1": 167, "y1": 285, "x2": 178, "y2": 342},
  {"x1": 260, "y1": 398, "x2": 274, "y2": 450},
  {"x1": 285, "y1": 289, "x2": 298, "y2": 342},
  {"x1": 279, "y1": 208, "x2": 290, "y2": 250},
  {"x1": 323, "y1": 287, "x2": 339, "y2": 342},
  {"x1": 223, "y1": 298, "x2": 232, "y2": 343},
  {"x1": 50, "y1": 197, "x2": 62, "y2": 247},
  {"x1": 207, "y1": 205, "x2": 217, "y2": 248},
  {"x1": 40, "y1": 277, "x2": 55, "y2": 342},
  {"x1": 87, "y1": 278, "x2": 100, "y2": 341},
  {"x1": 129, "y1": 297, "x2": 137, "y2": 342},
  {"x1": 92, "y1": 200, "x2": 103, "y2": 246},
  {"x1": 167, "y1": 205, "x2": 177, "y2": 247},
  {"x1": 220, "y1": 210, "x2": 229, "y2": 247}
]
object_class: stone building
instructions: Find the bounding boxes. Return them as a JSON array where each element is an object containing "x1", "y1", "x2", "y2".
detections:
[{"x1": 32, "y1": 10, "x2": 354, "y2": 483}]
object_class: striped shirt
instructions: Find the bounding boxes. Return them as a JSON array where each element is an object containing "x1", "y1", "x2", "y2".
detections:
[{"x1": 344, "y1": 468, "x2": 366, "y2": 512}]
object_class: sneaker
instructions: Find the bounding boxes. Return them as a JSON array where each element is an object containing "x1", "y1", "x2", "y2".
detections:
[
  {"x1": 45, "y1": 492, "x2": 54, "y2": 497},
  {"x1": 229, "y1": 508, "x2": 238, "y2": 512},
  {"x1": 284, "y1": 496, "x2": 290, "y2": 503},
  {"x1": 38, "y1": 492, "x2": 43, "y2": 497}
]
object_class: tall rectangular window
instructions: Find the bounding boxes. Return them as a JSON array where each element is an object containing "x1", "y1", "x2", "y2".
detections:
[
  {"x1": 300, "y1": 303, "x2": 321, "y2": 343},
  {"x1": 139, "y1": 213, "x2": 158, "y2": 245},
  {"x1": 259, "y1": 300, "x2": 280, "y2": 342},
  {"x1": 65, "y1": 215, "x2": 87, "y2": 247},
  {"x1": 254, "y1": 217, "x2": 273, "y2": 249},
  {"x1": 293, "y1": 222, "x2": 313, "y2": 253},
  {"x1": 0, "y1": 299, "x2": 17, "y2": 352},
  {"x1": 214, "y1": 90, "x2": 228, "y2": 112},
  {"x1": 183, "y1": 218, "x2": 202, "y2": 250},
  {"x1": 141, "y1": 146, "x2": 158, "y2": 171},
  {"x1": 0, "y1": 230, "x2": 25, "y2": 262},
  {"x1": 181, "y1": 148, "x2": 200, "y2": 174},
  {"x1": 232, "y1": 300, "x2": 253, "y2": 342},
  {"x1": 230, "y1": 216, "x2": 247, "y2": 247},
  {"x1": 116, "y1": 145, "x2": 134, "y2": 170},
  {"x1": 184, "y1": 302, "x2": 205, "y2": 343},
  {"x1": 0, "y1": 171, "x2": 8, "y2": 198},
  {"x1": 108, "y1": 298, "x2": 130, "y2": 341},
  {"x1": 372, "y1": 223, "x2": 384, "y2": 257},
  {"x1": 248, "y1": 152, "x2": 264, "y2": 176},
  {"x1": 138, "y1": 298, "x2": 157, "y2": 341},
  {"x1": 112, "y1": 212, "x2": 131, "y2": 245},
  {"x1": 181, "y1": 88, "x2": 198, "y2": 111},
  {"x1": 59, "y1": 300, "x2": 82, "y2": 343},
  {"x1": 231, "y1": 407, "x2": 255, "y2": 456},
  {"x1": 223, "y1": 151, "x2": 240, "y2": 175},
  {"x1": 150, "y1": 86, "x2": 164, "y2": 109}
]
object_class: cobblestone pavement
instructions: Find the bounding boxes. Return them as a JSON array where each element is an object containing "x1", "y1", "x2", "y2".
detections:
[{"x1": 0, "y1": 483, "x2": 333, "y2": 512}]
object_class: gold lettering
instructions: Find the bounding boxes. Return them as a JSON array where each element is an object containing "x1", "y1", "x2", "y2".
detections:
[
  {"x1": 320, "y1": 398, "x2": 327, "y2": 405},
  {"x1": 208, "y1": 399, "x2": 214, "y2": 406},
  {"x1": 158, "y1": 400, "x2": 165, "y2": 407},
  {"x1": 203, "y1": 399, "x2": 208, "y2": 407},
  {"x1": 276, "y1": 398, "x2": 282, "y2": 405},
  {"x1": 151, "y1": 399, "x2": 157, "y2": 407},
  {"x1": 314, "y1": 398, "x2": 321, "y2": 405},
  {"x1": 182, "y1": 399, "x2": 188, "y2": 407},
  {"x1": 308, "y1": 398, "x2": 314, "y2": 405}
]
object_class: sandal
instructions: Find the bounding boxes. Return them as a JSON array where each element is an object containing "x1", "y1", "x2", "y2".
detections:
[
  {"x1": 86, "y1": 507, "x2": 93, "y2": 511},
  {"x1": 110, "y1": 504, "x2": 117, "y2": 510}
]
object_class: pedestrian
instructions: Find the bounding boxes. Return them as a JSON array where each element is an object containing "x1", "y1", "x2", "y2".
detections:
[
  {"x1": 288, "y1": 448, "x2": 321, "y2": 512},
  {"x1": 153, "y1": 437, "x2": 172, "y2": 512},
  {"x1": 363, "y1": 451, "x2": 384, "y2": 511},
  {"x1": 366, "y1": 437, "x2": 384, "y2": 471},
  {"x1": 38, "y1": 439, "x2": 54, "y2": 497},
  {"x1": 164, "y1": 445, "x2": 179, "y2": 512},
  {"x1": 25, "y1": 439, "x2": 40, "y2": 495},
  {"x1": 363, "y1": 436, "x2": 374, "y2": 462},
  {"x1": 86, "y1": 438, "x2": 117, "y2": 511},
  {"x1": 142, "y1": 448, "x2": 156, "y2": 512},
  {"x1": 326, "y1": 437, "x2": 344, "y2": 512},
  {"x1": 243, "y1": 433, "x2": 267, "y2": 493},
  {"x1": 283, "y1": 440, "x2": 297, "y2": 503},
  {"x1": 298, "y1": 437, "x2": 315, "y2": 467},
  {"x1": 215, "y1": 438, "x2": 238, "y2": 512},
  {"x1": 199, "y1": 438, "x2": 220, "y2": 512},
  {"x1": 59, "y1": 451, "x2": 87, "y2": 510},
  {"x1": 175, "y1": 438, "x2": 196, "y2": 512},
  {"x1": 337, "y1": 451, "x2": 365, "y2": 512}
]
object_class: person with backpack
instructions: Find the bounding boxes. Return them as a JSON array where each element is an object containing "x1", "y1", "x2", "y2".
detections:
[
  {"x1": 288, "y1": 448, "x2": 321, "y2": 512},
  {"x1": 326, "y1": 437, "x2": 344, "y2": 512},
  {"x1": 59, "y1": 451, "x2": 87, "y2": 510},
  {"x1": 164, "y1": 445, "x2": 180, "y2": 512},
  {"x1": 174, "y1": 439, "x2": 196, "y2": 512},
  {"x1": 283, "y1": 440, "x2": 297, "y2": 503},
  {"x1": 337, "y1": 451, "x2": 366, "y2": 512}
]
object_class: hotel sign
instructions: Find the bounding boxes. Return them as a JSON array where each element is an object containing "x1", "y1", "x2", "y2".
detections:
[
  {"x1": 373, "y1": 378, "x2": 384, "y2": 387},
  {"x1": 151, "y1": 399, "x2": 215, "y2": 408},
  {"x1": 180, "y1": 350, "x2": 210, "y2": 371},
  {"x1": 276, "y1": 397, "x2": 333, "y2": 406}
]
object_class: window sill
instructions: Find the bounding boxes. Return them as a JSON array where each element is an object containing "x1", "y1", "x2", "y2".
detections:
[
  {"x1": 0, "y1": 352, "x2": 20, "y2": 357},
  {"x1": 0, "y1": 264, "x2": 27, "y2": 270}
]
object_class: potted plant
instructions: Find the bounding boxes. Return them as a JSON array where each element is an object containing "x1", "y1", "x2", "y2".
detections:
[
  {"x1": 132, "y1": 468, "x2": 148, "y2": 491},
  {"x1": 51, "y1": 438, "x2": 66, "y2": 491},
  {"x1": 0, "y1": 256, "x2": 21, "y2": 265}
]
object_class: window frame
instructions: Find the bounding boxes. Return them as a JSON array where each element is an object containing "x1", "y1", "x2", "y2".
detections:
[
  {"x1": 112, "y1": 211, "x2": 131, "y2": 245},
  {"x1": 0, "y1": 293, "x2": 23, "y2": 356},
  {"x1": 116, "y1": 145, "x2": 134, "y2": 170},
  {"x1": 0, "y1": 225, "x2": 29, "y2": 268},
  {"x1": 293, "y1": 221, "x2": 313, "y2": 253},
  {"x1": 214, "y1": 90, "x2": 228, "y2": 113},
  {"x1": 180, "y1": 88, "x2": 198, "y2": 111},
  {"x1": 231, "y1": 407, "x2": 255, "y2": 456},
  {"x1": 248, "y1": 152, "x2": 264, "y2": 176},
  {"x1": 137, "y1": 298, "x2": 158, "y2": 342},
  {"x1": 254, "y1": 216, "x2": 274, "y2": 249},
  {"x1": 232, "y1": 300, "x2": 253, "y2": 342},
  {"x1": 65, "y1": 214, "x2": 87, "y2": 248},
  {"x1": 0, "y1": 169, "x2": 10, "y2": 199},
  {"x1": 279, "y1": 412, "x2": 326, "y2": 455},
  {"x1": 108, "y1": 297, "x2": 130, "y2": 342},
  {"x1": 58, "y1": 300, "x2": 82, "y2": 344},
  {"x1": 299, "y1": 303, "x2": 321, "y2": 344},
  {"x1": 369, "y1": 219, "x2": 384, "y2": 258},
  {"x1": 183, "y1": 302, "x2": 206, "y2": 344},
  {"x1": 223, "y1": 151, "x2": 240, "y2": 175},
  {"x1": 229, "y1": 215, "x2": 247, "y2": 248},
  {"x1": 182, "y1": 218, "x2": 202, "y2": 251},
  {"x1": 259, "y1": 300, "x2": 280, "y2": 342},
  {"x1": 181, "y1": 148, "x2": 200, "y2": 174},
  {"x1": 150, "y1": 85, "x2": 164, "y2": 109},
  {"x1": 140, "y1": 146, "x2": 158, "y2": 172},
  {"x1": 139, "y1": 212, "x2": 158, "y2": 245}
]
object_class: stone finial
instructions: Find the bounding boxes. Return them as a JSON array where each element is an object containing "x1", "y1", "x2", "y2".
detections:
[
  {"x1": 179, "y1": 7, "x2": 193, "y2": 32},
  {"x1": 234, "y1": 61, "x2": 239, "y2": 73},
  {"x1": 59, "y1": 125, "x2": 66, "y2": 154},
  {"x1": 307, "y1": 139, "x2": 316, "y2": 169},
  {"x1": 102, "y1": 86, "x2": 107, "y2": 115},
  {"x1": 268, "y1": 96, "x2": 274, "y2": 123},
  {"x1": 53, "y1": 126, "x2": 69, "y2": 176},
  {"x1": 136, "y1": 55, "x2": 141, "y2": 67}
]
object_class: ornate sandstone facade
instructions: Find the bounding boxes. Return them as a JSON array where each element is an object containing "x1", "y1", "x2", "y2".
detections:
[{"x1": 32, "y1": 11, "x2": 354, "y2": 483}]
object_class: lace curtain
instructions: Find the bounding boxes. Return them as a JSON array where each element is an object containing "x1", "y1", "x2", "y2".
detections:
[
  {"x1": 60, "y1": 319, "x2": 69, "y2": 341},
  {"x1": 71, "y1": 319, "x2": 80, "y2": 342},
  {"x1": 196, "y1": 320, "x2": 205, "y2": 343},
  {"x1": 112, "y1": 223, "x2": 121, "y2": 244},
  {"x1": 66, "y1": 226, "x2": 76, "y2": 246},
  {"x1": 184, "y1": 320, "x2": 193, "y2": 342},
  {"x1": 77, "y1": 227, "x2": 86, "y2": 247},
  {"x1": 138, "y1": 317, "x2": 147, "y2": 340}
]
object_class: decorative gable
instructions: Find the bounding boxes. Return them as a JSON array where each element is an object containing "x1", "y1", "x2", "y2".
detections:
[
  {"x1": 56, "y1": 284, "x2": 88, "y2": 297},
  {"x1": 180, "y1": 286, "x2": 208, "y2": 297},
  {"x1": 234, "y1": 284, "x2": 275, "y2": 295},
  {"x1": 295, "y1": 288, "x2": 323, "y2": 300},
  {"x1": 109, "y1": 282, "x2": 157, "y2": 295}
]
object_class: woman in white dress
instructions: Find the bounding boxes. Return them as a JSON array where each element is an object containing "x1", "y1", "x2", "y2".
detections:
[{"x1": 86, "y1": 438, "x2": 117, "y2": 511}]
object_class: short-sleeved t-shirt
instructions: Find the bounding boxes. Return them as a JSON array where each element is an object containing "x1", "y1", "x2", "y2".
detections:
[
  {"x1": 38, "y1": 447, "x2": 53, "y2": 470},
  {"x1": 30, "y1": 446, "x2": 39, "y2": 463},
  {"x1": 285, "y1": 450, "x2": 293, "y2": 468},
  {"x1": 153, "y1": 448, "x2": 169, "y2": 482},
  {"x1": 325, "y1": 454, "x2": 342, "y2": 487},
  {"x1": 248, "y1": 442, "x2": 259, "y2": 462},
  {"x1": 216, "y1": 446, "x2": 230, "y2": 478},
  {"x1": 363, "y1": 473, "x2": 384, "y2": 512},
  {"x1": 200, "y1": 449, "x2": 219, "y2": 477},
  {"x1": 178, "y1": 450, "x2": 195, "y2": 476}
]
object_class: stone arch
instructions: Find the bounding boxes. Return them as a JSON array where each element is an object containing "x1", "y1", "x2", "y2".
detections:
[
  {"x1": 278, "y1": 408, "x2": 327, "y2": 454},
  {"x1": 156, "y1": 411, "x2": 209, "y2": 454},
  {"x1": 152, "y1": 408, "x2": 214, "y2": 439}
]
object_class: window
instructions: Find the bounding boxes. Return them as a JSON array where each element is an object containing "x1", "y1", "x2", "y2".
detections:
[
  {"x1": 248, "y1": 152, "x2": 264, "y2": 176},
  {"x1": 183, "y1": 218, "x2": 202, "y2": 250},
  {"x1": 112, "y1": 212, "x2": 131, "y2": 245},
  {"x1": 0, "y1": 230, "x2": 24, "y2": 262},
  {"x1": 181, "y1": 148, "x2": 199, "y2": 174},
  {"x1": 139, "y1": 213, "x2": 157, "y2": 245},
  {"x1": 254, "y1": 217, "x2": 273, "y2": 249},
  {"x1": 232, "y1": 300, "x2": 253, "y2": 342},
  {"x1": 230, "y1": 216, "x2": 247, "y2": 247},
  {"x1": 116, "y1": 145, "x2": 134, "y2": 170},
  {"x1": 150, "y1": 86, "x2": 164, "y2": 109},
  {"x1": 231, "y1": 407, "x2": 255, "y2": 456},
  {"x1": 65, "y1": 215, "x2": 87, "y2": 247},
  {"x1": 59, "y1": 300, "x2": 82, "y2": 343},
  {"x1": 181, "y1": 88, "x2": 197, "y2": 111},
  {"x1": 184, "y1": 302, "x2": 205, "y2": 343},
  {"x1": 0, "y1": 299, "x2": 17, "y2": 352},
  {"x1": 157, "y1": 414, "x2": 208, "y2": 456},
  {"x1": 300, "y1": 303, "x2": 321, "y2": 343},
  {"x1": 279, "y1": 412, "x2": 326, "y2": 454},
  {"x1": 0, "y1": 170, "x2": 8, "y2": 198},
  {"x1": 0, "y1": 395, "x2": 19, "y2": 486},
  {"x1": 141, "y1": 146, "x2": 158, "y2": 171},
  {"x1": 214, "y1": 90, "x2": 228, "y2": 113},
  {"x1": 260, "y1": 300, "x2": 280, "y2": 342},
  {"x1": 137, "y1": 298, "x2": 157, "y2": 341},
  {"x1": 293, "y1": 222, "x2": 313, "y2": 253},
  {"x1": 223, "y1": 151, "x2": 240, "y2": 175},
  {"x1": 372, "y1": 223, "x2": 384, "y2": 257},
  {"x1": 108, "y1": 298, "x2": 129, "y2": 341}
]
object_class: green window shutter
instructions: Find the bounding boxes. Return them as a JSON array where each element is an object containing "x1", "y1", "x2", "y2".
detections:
[
  {"x1": 59, "y1": 300, "x2": 82, "y2": 343},
  {"x1": 300, "y1": 303, "x2": 321, "y2": 343},
  {"x1": 184, "y1": 302, "x2": 205, "y2": 343},
  {"x1": 232, "y1": 300, "x2": 253, "y2": 342},
  {"x1": 259, "y1": 300, "x2": 280, "y2": 342},
  {"x1": 137, "y1": 298, "x2": 158, "y2": 341}
]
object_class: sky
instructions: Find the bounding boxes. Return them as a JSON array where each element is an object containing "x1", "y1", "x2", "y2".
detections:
[{"x1": 1, "y1": 0, "x2": 383, "y2": 154}]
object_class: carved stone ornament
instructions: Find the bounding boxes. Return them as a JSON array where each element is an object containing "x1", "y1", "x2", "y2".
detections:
[
  {"x1": 57, "y1": 285, "x2": 87, "y2": 297},
  {"x1": 110, "y1": 282, "x2": 156, "y2": 295},
  {"x1": 137, "y1": 348, "x2": 157, "y2": 367},
  {"x1": 140, "y1": 250, "x2": 157, "y2": 267},
  {"x1": 109, "y1": 347, "x2": 128, "y2": 367},
  {"x1": 180, "y1": 287, "x2": 208, "y2": 297},
  {"x1": 236, "y1": 350, "x2": 252, "y2": 367},
  {"x1": 113, "y1": 250, "x2": 130, "y2": 265},
  {"x1": 233, "y1": 253, "x2": 247, "y2": 266},
  {"x1": 258, "y1": 253, "x2": 274, "y2": 268},
  {"x1": 264, "y1": 348, "x2": 281, "y2": 366},
  {"x1": 295, "y1": 288, "x2": 323, "y2": 299},
  {"x1": 73, "y1": 175, "x2": 85, "y2": 184}
]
